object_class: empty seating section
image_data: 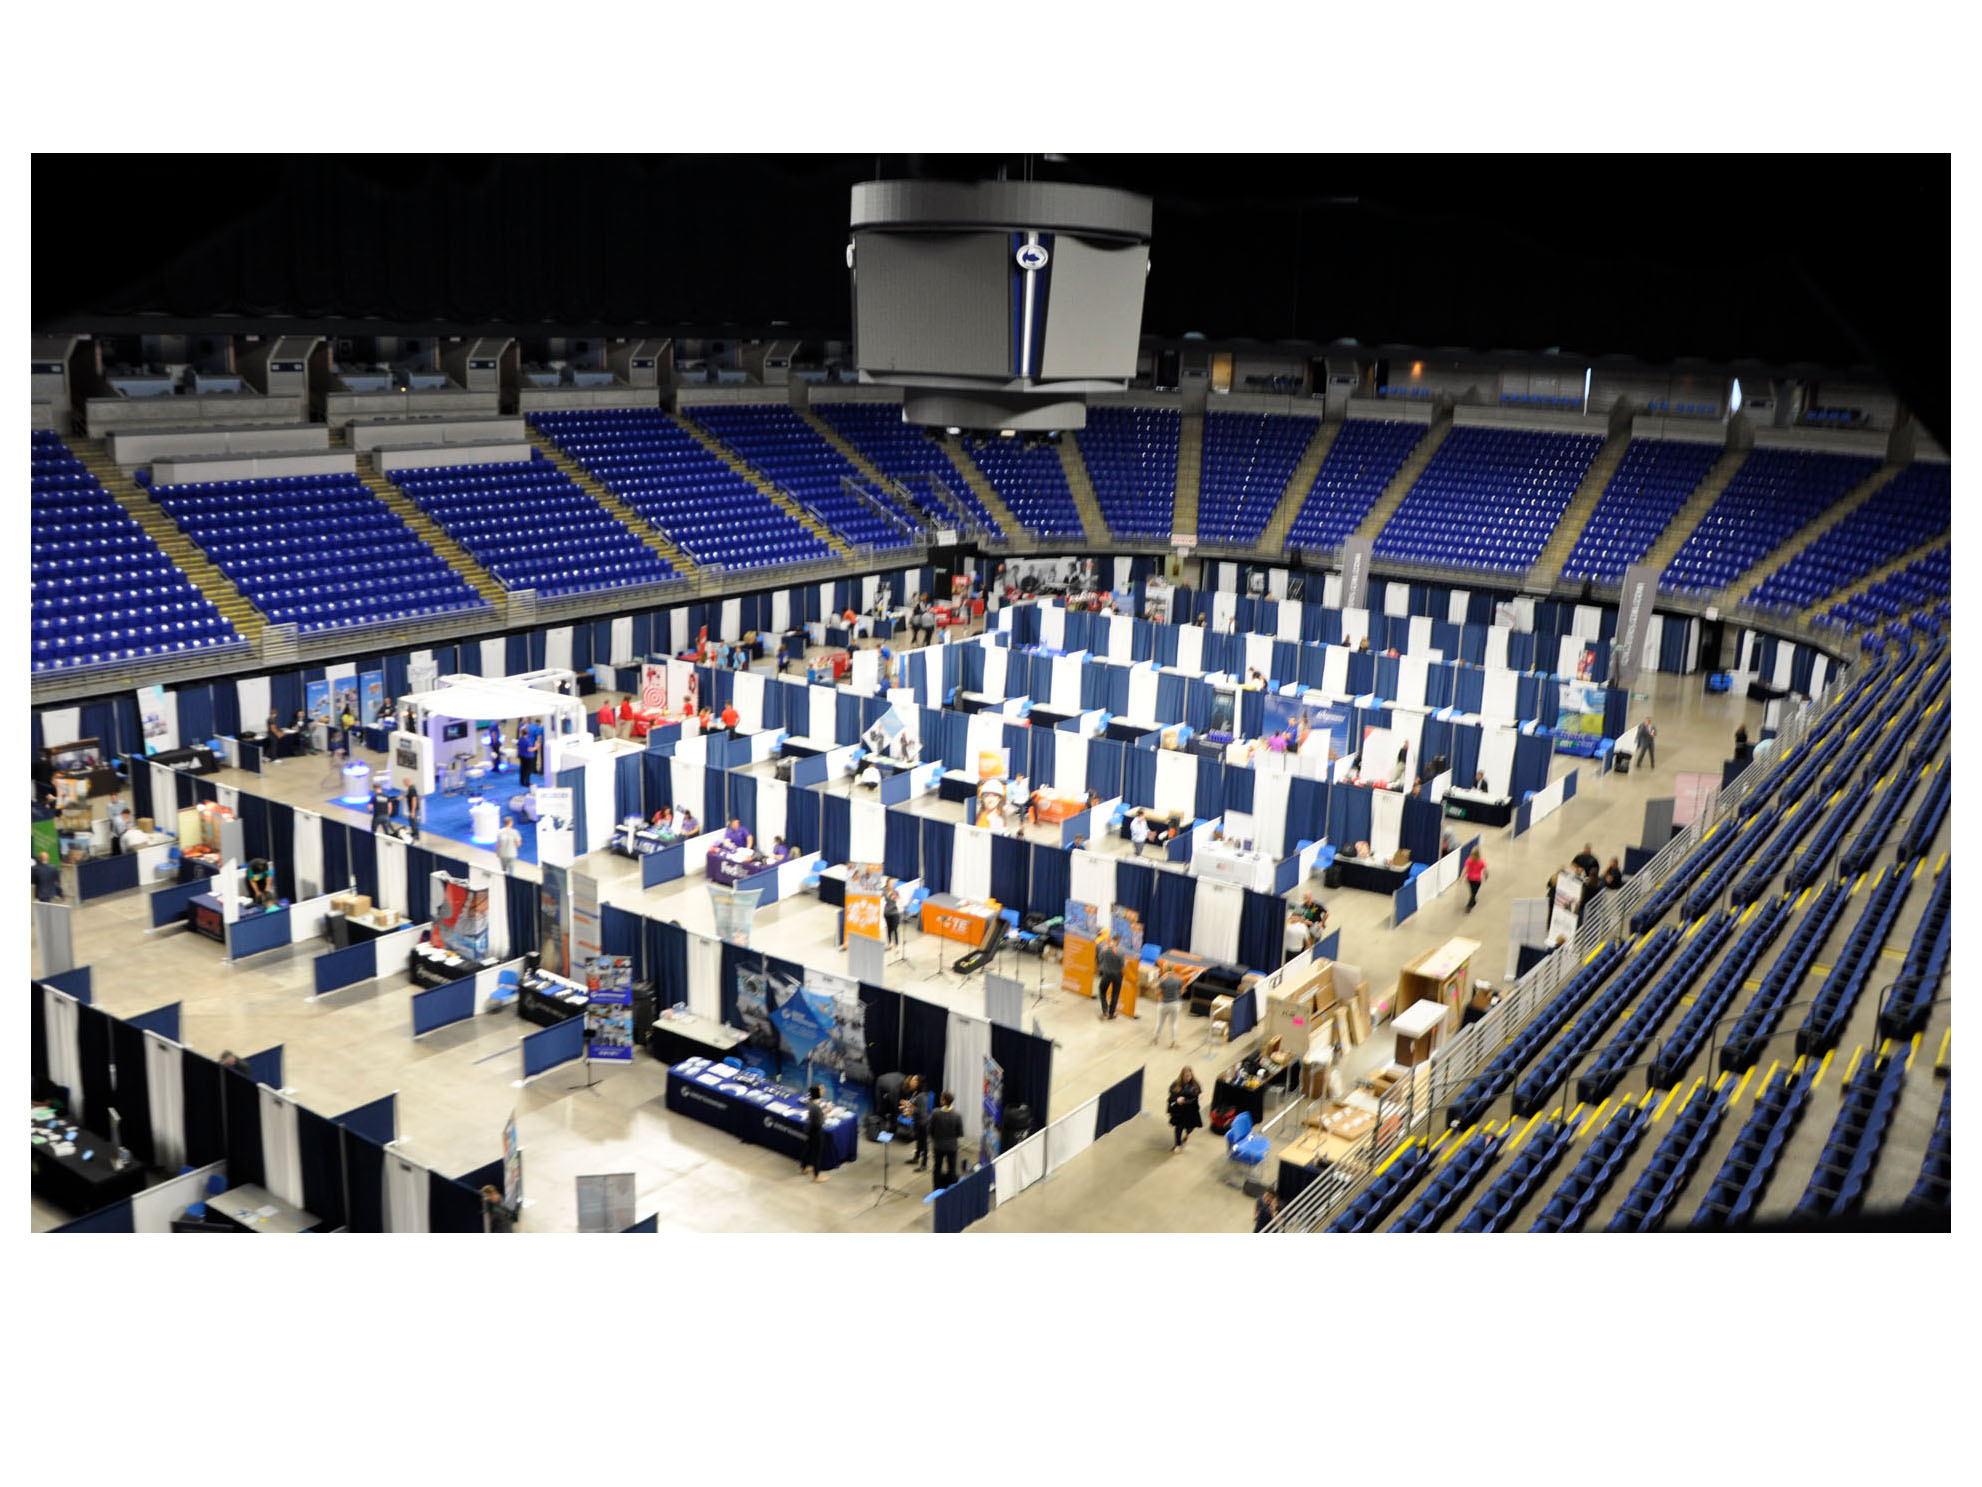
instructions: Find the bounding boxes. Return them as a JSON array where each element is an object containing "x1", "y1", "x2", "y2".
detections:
[
  {"x1": 1527, "y1": 1104, "x2": 1651, "y2": 1232},
  {"x1": 1794, "y1": 867, "x2": 1915, "y2": 1057},
  {"x1": 389, "y1": 460, "x2": 676, "y2": 598},
  {"x1": 1195, "y1": 412, "x2": 1317, "y2": 546},
  {"x1": 1375, "y1": 426, "x2": 1601, "y2": 573},
  {"x1": 32, "y1": 432, "x2": 242, "y2": 672},
  {"x1": 1650, "y1": 896, "x2": 1792, "y2": 1089},
  {"x1": 1794, "y1": 1051, "x2": 1907, "y2": 1220},
  {"x1": 1877, "y1": 865, "x2": 1949, "y2": 1040},
  {"x1": 963, "y1": 437, "x2": 1085, "y2": 538},
  {"x1": 1387, "y1": 1131, "x2": 1501, "y2": 1233},
  {"x1": 1443, "y1": 942, "x2": 1628, "y2": 1129},
  {"x1": 1576, "y1": 912, "x2": 1739, "y2": 1105},
  {"x1": 146, "y1": 473, "x2": 485, "y2": 635},
  {"x1": 1690, "y1": 1063, "x2": 1815, "y2": 1228},
  {"x1": 1324, "y1": 1146, "x2": 1432, "y2": 1233},
  {"x1": 1285, "y1": 419, "x2": 1427, "y2": 551},
  {"x1": 1905, "y1": 1086, "x2": 1950, "y2": 1213},
  {"x1": 1894, "y1": 759, "x2": 1950, "y2": 861},
  {"x1": 811, "y1": 404, "x2": 1006, "y2": 539},
  {"x1": 1606, "y1": 1083, "x2": 1730, "y2": 1232},
  {"x1": 1839, "y1": 769, "x2": 1922, "y2": 875},
  {"x1": 1748, "y1": 462, "x2": 1950, "y2": 613},
  {"x1": 1509, "y1": 927, "x2": 1682, "y2": 1117},
  {"x1": 529, "y1": 410, "x2": 831, "y2": 571},
  {"x1": 1560, "y1": 438, "x2": 1722, "y2": 582},
  {"x1": 1659, "y1": 448, "x2": 1881, "y2": 594},
  {"x1": 1454, "y1": 1119, "x2": 1576, "y2": 1232},
  {"x1": 1821, "y1": 547, "x2": 1948, "y2": 630},
  {"x1": 1718, "y1": 883, "x2": 1850, "y2": 1073},
  {"x1": 1074, "y1": 407, "x2": 1178, "y2": 538},
  {"x1": 686, "y1": 404, "x2": 913, "y2": 552}
]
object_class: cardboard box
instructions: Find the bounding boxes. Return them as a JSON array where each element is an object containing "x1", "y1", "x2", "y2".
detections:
[
  {"x1": 137, "y1": 816, "x2": 154, "y2": 832},
  {"x1": 347, "y1": 895, "x2": 372, "y2": 918}
]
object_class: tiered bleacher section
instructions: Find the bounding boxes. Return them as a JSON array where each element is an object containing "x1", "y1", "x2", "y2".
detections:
[
  {"x1": 1284, "y1": 419, "x2": 1427, "y2": 552},
  {"x1": 1747, "y1": 462, "x2": 1951, "y2": 613},
  {"x1": 388, "y1": 459, "x2": 677, "y2": 598},
  {"x1": 144, "y1": 472, "x2": 487, "y2": 635},
  {"x1": 1194, "y1": 412, "x2": 1317, "y2": 546},
  {"x1": 1659, "y1": 447, "x2": 1882, "y2": 594},
  {"x1": 1373, "y1": 425, "x2": 1602, "y2": 573},
  {"x1": 1820, "y1": 547, "x2": 1949, "y2": 630},
  {"x1": 1559, "y1": 438, "x2": 1724, "y2": 583},
  {"x1": 961, "y1": 436, "x2": 1085, "y2": 538},
  {"x1": 1073, "y1": 406, "x2": 1178, "y2": 538},
  {"x1": 685, "y1": 404, "x2": 914, "y2": 553},
  {"x1": 32, "y1": 432, "x2": 243, "y2": 673},
  {"x1": 811, "y1": 403, "x2": 1007, "y2": 539},
  {"x1": 528, "y1": 410, "x2": 832, "y2": 571}
]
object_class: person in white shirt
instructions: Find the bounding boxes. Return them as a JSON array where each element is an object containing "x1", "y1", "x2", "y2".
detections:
[
  {"x1": 1284, "y1": 913, "x2": 1312, "y2": 964},
  {"x1": 1130, "y1": 810, "x2": 1150, "y2": 857},
  {"x1": 496, "y1": 816, "x2": 522, "y2": 874}
]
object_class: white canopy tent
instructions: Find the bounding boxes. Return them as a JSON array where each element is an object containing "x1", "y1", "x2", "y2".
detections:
[{"x1": 407, "y1": 670, "x2": 589, "y2": 732}]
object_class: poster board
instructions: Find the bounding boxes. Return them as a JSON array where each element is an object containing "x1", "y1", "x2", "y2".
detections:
[
  {"x1": 503, "y1": 1111, "x2": 523, "y2": 1212},
  {"x1": 575, "y1": 1172, "x2": 636, "y2": 1233},
  {"x1": 584, "y1": 976, "x2": 635, "y2": 1063},
  {"x1": 360, "y1": 671, "x2": 385, "y2": 726},
  {"x1": 1061, "y1": 899, "x2": 1099, "y2": 997},
  {"x1": 845, "y1": 864, "x2": 887, "y2": 942},
  {"x1": 136, "y1": 684, "x2": 178, "y2": 755},
  {"x1": 538, "y1": 862, "x2": 570, "y2": 978}
]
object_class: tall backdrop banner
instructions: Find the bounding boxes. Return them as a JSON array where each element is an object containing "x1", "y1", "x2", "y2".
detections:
[
  {"x1": 538, "y1": 862, "x2": 570, "y2": 978},
  {"x1": 1339, "y1": 536, "x2": 1374, "y2": 611},
  {"x1": 571, "y1": 870, "x2": 602, "y2": 974},
  {"x1": 1611, "y1": 562, "x2": 1659, "y2": 692},
  {"x1": 360, "y1": 671, "x2": 385, "y2": 725},
  {"x1": 136, "y1": 684, "x2": 177, "y2": 755},
  {"x1": 535, "y1": 786, "x2": 575, "y2": 866}
]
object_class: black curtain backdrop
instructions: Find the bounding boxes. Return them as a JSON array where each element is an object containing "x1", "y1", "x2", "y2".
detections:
[
  {"x1": 990, "y1": 1023, "x2": 1054, "y2": 1128},
  {"x1": 181, "y1": 1050, "x2": 227, "y2": 1167},
  {"x1": 31, "y1": 983, "x2": 49, "y2": 1090},
  {"x1": 108, "y1": 1019, "x2": 155, "y2": 1165},
  {"x1": 295, "y1": 1107, "x2": 348, "y2": 1230},
  {"x1": 427, "y1": 1173, "x2": 486, "y2": 1234},
  {"x1": 506, "y1": 876, "x2": 539, "y2": 957},
  {"x1": 267, "y1": 801, "x2": 296, "y2": 899},
  {"x1": 899, "y1": 995, "x2": 949, "y2": 1092},
  {"x1": 221, "y1": 1068, "x2": 265, "y2": 1188},
  {"x1": 341, "y1": 1129, "x2": 385, "y2": 1233},
  {"x1": 76, "y1": 1003, "x2": 116, "y2": 1141},
  {"x1": 859, "y1": 984, "x2": 902, "y2": 1080}
]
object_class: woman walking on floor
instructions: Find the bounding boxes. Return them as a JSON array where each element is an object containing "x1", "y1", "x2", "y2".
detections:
[
  {"x1": 1167, "y1": 1067, "x2": 1203, "y2": 1153},
  {"x1": 1464, "y1": 847, "x2": 1488, "y2": 912}
]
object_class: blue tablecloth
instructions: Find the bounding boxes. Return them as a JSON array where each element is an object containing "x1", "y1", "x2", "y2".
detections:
[{"x1": 664, "y1": 1058, "x2": 858, "y2": 1171}]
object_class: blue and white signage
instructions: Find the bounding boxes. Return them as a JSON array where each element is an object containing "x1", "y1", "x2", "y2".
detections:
[{"x1": 1015, "y1": 242, "x2": 1050, "y2": 271}]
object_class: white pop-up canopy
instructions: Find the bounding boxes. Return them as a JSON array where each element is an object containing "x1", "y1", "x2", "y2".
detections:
[{"x1": 410, "y1": 670, "x2": 588, "y2": 731}]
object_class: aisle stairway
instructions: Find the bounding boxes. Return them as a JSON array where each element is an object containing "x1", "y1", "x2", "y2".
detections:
[
  {"x1": 1055, "y1": 436, "x2": 1110, "y2": 544},
  {"x1": 672, "y1": 413, "x2": 850, "y2": 559},
  {"x1": 1729, "y1": 463, "x2": 1902, "y2": 604},
  {"x1": 1353, "y1": 410, "x2": 1452, "y2": 540},
  {"x1": 1260, "y1": 418, "x2": 1344, "y2": 550},
  {"x1": 1531, "y1": 426, "x2": 1634, "y2": 583},
  {"x1": 936, "y1": 438, "x2": 1023, "y2": 538},
  {"x1": 528, "y1": 432, "x2": 699, "y2": 578},
  {"x1": 799, "y1": 408, "x2": 895, "y2": 494},
  {"x1": 1171, "y1": 410, "x2": 1204, "y2": 538},
  {"x1": 1800, "y1": 535, "x2": 1949, "y2": 623},
  {"x1": 1634, "y1": 448, "x2": 1750, "y2": 576},
  {"x1": 356, "y1": 469, "x2": 508, "y2": 604},
  {"x1": 72, "y1": 438, "x2": 267, "y2": 644}
]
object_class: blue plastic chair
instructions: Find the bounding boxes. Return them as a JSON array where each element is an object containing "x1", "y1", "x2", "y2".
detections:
[{"x1": 1227, "y1": 1111, "x2": 1270, "y2": 1173}]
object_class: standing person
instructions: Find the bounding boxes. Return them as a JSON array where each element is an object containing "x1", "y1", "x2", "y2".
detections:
[
  {"x1": 1130, "y1": 809, "x2": 1149, "y2": 857},
  {"x1": 597, "y1": 699, "x2": 616, "y2": 737},
  {"x1": 798, "y1": 1084, "x2": 829, "y2": 1183},
  {"x1": 496, "y1": 815, "x2": 522, "y2": 875},
  {"x1": 337, "y1": 704, "x2": 357, "y2": 759},
  {"x1": 906, "y1": 1076, "x2": 931, "y2": 1171},
  {"x1": 1254, "y1": 1188, "x2": 1281, "y2": 1232},
  {"x1": 1284, "y1": 912, "x2": 1311, "y2": 965},
  {"x1": 1572, "y1": 843, "x2": 1600, "y2": 879},
  {"x1": 928, "y1": 1090, "x2": 963, "y2": 1191},
  {"x1": 1638, "y1": 716, "x2": 1657, "y2": 768},
  {"x1": 1167, "y1": 1067, "x2": 1203, "y2": 1153},
  {"x1": 517, "y1": 720, "x2": 540, "y2": 791},
  {"x1": 369, "y1": 782, "x2": 391, "y2": 835},
  {"x1": 402, "y1": 782, "x2": 422, "y2": 842},
  {"x1": 1732, "y1": 724, "x2": 1752, "y2": 764},
  {"x1": 31, "y1": 850, "x2": 62, "y2": 902},
  {"x1": 883, "y1": 881, "x2": 902, "y2": 952},
  {"x1": 1153, "y1": 963, "x2": 1185, "y2": 1049},
  {"x1": 618, "y1": 697, "x2": 637, "y2": 741},
  {"x1": 1465, "y1": 847, "x2": 1489, "y2": 913},
  {"x1": 1094, "y1": 932, "x2": 1125, "y2": 1021}
]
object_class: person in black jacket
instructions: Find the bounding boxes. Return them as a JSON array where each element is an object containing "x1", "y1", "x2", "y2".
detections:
[
  {"x1": 1602, "y1": 858, "x2": 1625, "y2": 891},
  {"x1": 1094, "y1": 933, "x2": 1125, "y2": 1020},
  {"x1": 906, "y1": 1076, "x2": 931, "y2": 1170},
  {"x1": 799, "y1": 1084, "x2": 829, "y2": 1183},
  {"x1": 1571, "y1": 843, "x2": 1600, "y2": 879},
  {"x1": 929, "y1": 1090, "x2": 964, "y2": 1191},
  {"x1": 31, "y1": 850, "x2": 62, "y2": 902},
  {"x1": 1167, "y1": 1068, "x2": 1203, "y2": 1152}
]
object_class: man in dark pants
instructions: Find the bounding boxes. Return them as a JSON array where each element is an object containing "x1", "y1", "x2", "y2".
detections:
[
  {"x1": 1094, "y1": 933, "x2": 1125, "y2": 1021},
  {"x1": 906, "y1": 1076, "x2": 931, "y2": 1170},
  {"x1": 1638, "y1": 717, "x2": 1657, "y2": 768},
  {"x1": 929, "y1": 1090, "x2": 963, "y2": 1191},
  {"x1": 799, "y1": 1084, "x2": 828, "y2": 1183},
  {"x1": 875, "y1": 1069, "x2": 906, "y2": 1123},
  {"x1": 31, "y1": 850, "x2": 62, "y2": 902}
]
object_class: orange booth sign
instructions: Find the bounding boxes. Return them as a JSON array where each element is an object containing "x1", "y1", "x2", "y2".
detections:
[{"x1": 921, "y1": 896, "x2": 996, "y2": 946}]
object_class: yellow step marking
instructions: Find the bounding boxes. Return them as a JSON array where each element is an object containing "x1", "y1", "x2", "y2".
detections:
[
  {"x1": 1438, "y1": 1128, "x2": 1476, "y2": 1165},
  {"x1": 1372, "y1": 1137, "x2": 1419, "y2": 1177},
  {"x1": 1936, "y1": 1029, "x2": 1950, "y2": 1071},
  {"x1": 1578, "y1": 1098, "x2": 1613, "y2": 1139},
  {"x1": 1508, "y1": 1112, "x2": 1543, "y2": 1155},
  {"x1": 1843, "y1": 1046, "x2": 1865, "y2": 1087},
  {"x1": 1812, "y1": 1050, "x2": 1835, "y2": 1091},
  {"x1": 1907, "y1": 1034, "x2": 1921, "y2": 1072},
  {"x1": 1638, "y1": 1089, "x2": 1658, "y2": 1110},
  {"x1": 1655, "y1": 1082, "x2": 1686, "y2": 1122}
]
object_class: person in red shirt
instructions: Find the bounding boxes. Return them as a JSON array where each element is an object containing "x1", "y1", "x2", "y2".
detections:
[
  {"x1": 597, "y1": 700, "x2": 615, "y2": 737},
  {"x1": 617, "y1": 697, "x2": 636, "y2": 739},
  {"x1": 720, "y1": 702, "x2": 740, "y2": 730},
  {"x1": 1464, "y1": 848, "x2": 1489, "y2": 912}
]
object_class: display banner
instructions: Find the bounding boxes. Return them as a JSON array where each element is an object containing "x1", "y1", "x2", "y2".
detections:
[
  {"x1": 407, "y1": 655, "x2": 439, "y2": 695},
  {"x1": 391, "y1": 730, "x2": 434, "y2": 796},
  {"x1": 136, "y1": 684, "x2": 177, "y2": 755},
  {"x1": 584, "y1": 980, "x2": 634, "y2": 1063},
  {"x1": 575, "y1": 1172, "x2": 636, "y2": 1233},
  {"x1": 328, "y1": 671, "x2": 359, "y2": 726},
  {"x1": 1110, "y1": 904, "x2": 1145, "y2": 1019},
  {"x1": 1061, "y1": 899, "x2": 1098, "y2": 997},
  {"x1": 430, "y1": 873, "x2": 490, "y2": 961},
  {"x1": 360, "y1": 671, "x2": 385, "y2": 725},
  {"x1": 1557, "y1": 678, "x2": 1606, "y2": 738},
  {"x1": 305, "y1": 678, "x2": 332, "y2": 734},
  {"x1": 538, "y1": 862, "x2": 570, "y2": 978},
  {"x1": 534, "y1": 786, "x2": 575, "y2": 867},
  {"x1": 1263, "y1": 696, "x2": 1351, "y2": 760},
  {"x1": 1551, "y1": 874, "x2": 1583, "y2": 945},
  {"x1": 571, "y1": 869, "x2": 602, "y2": 973},
  {"x1": 772, "y1": 985, "x2": 837, "y2": 1069},
  {"x1": 708, "y1": 884, "x2": 762, "y2": 947},
  {"x1": 640, "y1": 661, "x2": 669, "y2": 712},
  {"x1": 1144, "y1": 578, "x2": 1175, "y2": 623},
  {"x1": 982, "y1": 1056, "x2": 1005, "y2": 1164},
  {"x1": 1611, "y1": 562, "x2": 1659, "y2": 691},
  {"x1": 503, "y1": 1110, "x2": 523, "y2": 1212},
  {"x1": 1339, "y1": 535, "x2": 1374, "y2": 611},
  {"x1": 845, "y1": 864, "x2": 887, "y2": 942}
]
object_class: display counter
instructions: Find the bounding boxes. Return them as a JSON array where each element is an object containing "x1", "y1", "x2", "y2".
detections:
[
  {"x1": 1442, "y1": 789, "x2": 1513, "y2": 827},
  {"x1": 646, "y1": 1009, "x2": 748, "y2": 1067},
  {"x1": 409, "y1": 942, "x2": 498, "y2": 989},
  {"x1": 1191, "y1": 838, "x2": 1277, "y2": 891},
  {"x1": 920, "y1": 893, "x2": 997, "y2": 946},
  {"x1": 706, "y1": 844, "x2": 761, "y2": 887},
  {"x1": 1330, "y1": 855, "x2": 1411, "y2": 895},
  {"x1": 664, "y1": 1056, "x2": 858, "y2": 1171},
  {"x1": 30, "y1": 1107, "x2": 150, "y2": 1216},
  {"x1": 518, "y1": 968, "x2": 590, "y2": 1028},
  {"x1": 206, "y1": 1182, "x2": 320, "y2": 1233}
]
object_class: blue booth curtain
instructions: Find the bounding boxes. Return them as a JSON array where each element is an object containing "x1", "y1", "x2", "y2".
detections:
[
  {"x1": 1122, "y1": 745, "x2": 1158, "y2": 808},
  {"x1": 1150, "y1": 870, "x2": 1196, "y2": 954},
  {"x1": 1330, "y1": 785, "x2": 1373, "y2": 850},
  {"x1": 899, "y1": 995, "x2": 949, "y2": 1090},
  {"x1": 505, "y1": 874, "x2": 539, "y2": 954},
  {"x1": 296, "y1": 1107, "x2": 348, "y2": 1230},
  {"x1": 1087, "y1": 737, "x2": 1125, "y2": 800},
  {"x1": 222, "y1": 1067, "x2": 265, "y2": 1188},
  {"x1": 1194, "y1": 760, "x2": 1226, "y2": 820},
  {"x1": 1237, "y1": 889, "x2": 1286, "y2": 974},
  {"x1": 601, "y1": 904, "x2": 642, "y2": 960},
  {"x1": 885, "y1": 808, "x2": 922, "y2": 881},
  {"x1": 920, "y1": 819, "x2": 954, "y2": 893},
  {"x1": 266, "y1": 802, "x2": 295, "y2": 899},
  {"x1": 729, "y1": 772, "x2": 758, "y2": 837},
  {"x1": 239, "y1": 792, "x2": 271, "y2": 868},
  {"x1": 557, "y1": 767, "x2": 588, "y2": 856},
  {"x1": 404, "y1": 847, "x2": 434, "y2": 924},
  {"x1": 1028, "y1": 843, "x2": 1071, "y2": 919},
  {"x1": 341, "y1": 1130, "x2": 387, "y2": 1233},
  {"x1": 991, "y1": 1023, "x2": 1053, "y2": 1128},
  {"x1": 1028, "y1": 726, "x2": 1056, "y2": 785},
  {"x1": 1114, "y1": 860, "x2": 1154, "y2": 924},
  {"x1": 990, "y1": 833, "x2": 1029, "y2": 910},
  {"x1": 176, "y1": 684, "x2": 215, "y2": 746},
  {"x1": 347, "y1": 827, "x2": 379, "y2": 904},
  {"x1": 646, "y1": 918, "x2": 689, "y2": 1007},
  {"x1": 642, "y1": 752, "x2": 672, "y2": 815},
  {"x1": 616, "y1": 754, "x2": 643, "y2": 822},
  {"x1": 787, "y1": 786, "x2": 822, "y2": 857},
  {"x1": 820, "y1": 793, "x2": 852, "y2": 866},
  {"x1": 323, "y1": 820, "x2": 351, "y2": 895}
]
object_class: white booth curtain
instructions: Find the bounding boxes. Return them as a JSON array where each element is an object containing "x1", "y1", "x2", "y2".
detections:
[
  {"x1": 943, "y1": 1011, "x2": 993, "y2": 1141},
  {"x1": 1044, "y1": 1097, "x2": 1100, "y2": 1176},
  {"x1": 609, "y1": 617, "x2": 634, "y2": 663},
  {"x1": 1478, "y1": 726, "x2": 1519, "y2": 797},
  {"x1": 1369, "y1": 787, "x2": 1405, "y2": 861},
  {"x1": 1106, "y1": 615, "x2": 1134, "y2": 661},
  {"x1": 733, "y1": 671, "x2": 766, "y2": 732},
  {"x1": 757, "y1": 779, "x2": 788, "y2": 852},
  {"x1": 1069, "y1": 849, "x2": 1117, "y2": 912},
  {"x1": 1321, "y1": 645, "x2": 1350, "y2": 697},
  {"x1": 143, "y1": 1029, "x2": 187, "y2": 1170},
  {"x1": 1484, "y1": 625, "x2": 1512, "y2": 670},
  {"x1": 1191, "y1": 880, "x2": 1244, "y2": 965},
  {"x1": 1245, "y1": 633, "x2": 1274, "y2": 679},
  {"x1": 546, "y1": 626, "x2": 574, "y2": 672},
  {"x1": 772, "y1": 591, "x2": 791, "y2": 633},
  {"x1": 1154, "y1": 750, "x2": 1197, "y2": 817},
  {"x1": 41, "y1": 706, "x2": 81, "y2": 746},
  {"x1": 1407, "y1": 615, "x2": 1434, "y2": 653},
  {"x1": 292, "y1": 810, "x2": 324, "y2": 898},
  {"x1": 1175, "y1": 625, "x2": 1204, "y2": 676},
  {"x1": 1482, "y1": 668, "x2": 1519, "y2": 723},
  {"x1": 687, "y1": 931, "x2": 723, "y2": 1020},
  {"x1": 1126, "y1": 667, "x2": 1159, "y2": 722},
  {"x1": 982, "y1": 645, "x2": 1009, "y2": 700},
  {"x1": 480, "y1": 638, "x2": 507, "y2": 679},
  {"x1": 850, "y1": 799, "x2": 886, "y2": 864},
  {"x1": 383, "y1": 1152, "x2": 431, "y2": 1234},
  {"x1": 259, "y1": 1087, "x2": 303, "y2": 1209},
  {"x1": 670, "y1": 610, "x2": 690, "y2": 656},
  {"x1": 1050, "y1": 657, "x2": 1082, "y2": 711},
  {"x1": 722, "y1": 598, "x2": 742, "y2": 637},
  {"x1": 44, "y1": 989, "x2": 83, "y2": 1119},
  {"x1": 376, "y1": 835, "x2": 409, "y2": 916},
  {"x1": 485, "y1": 871, "x2": 511, "y2": 961},
  {"x1": 235, "y1": 679, "x2": 271, "y2": 732},
  {"x1": 1340, "y1": 607, "x2": 1370, "y2": 647},
  {"x1": 808, "y1": 685, "x2": 837, "y2": 743},
  {"x1": 671, "y1": 761, "x2": 705, "y2": 822},
  {"x1": 1054, "y1": 732, "x2": 1089, "y2": 795},
  {"x1": 951, "y1": 825, "x2": 993, "y2": 901},
  {"x1": 1252, "y1": 770, "x2": 1292, "y2": 857},
  {"x1": 585, "y1": 755, "x2": 616, "y2": 843},
  {"x1": 1039, "y1": 604, "x2": 1066, "y2": 652}
]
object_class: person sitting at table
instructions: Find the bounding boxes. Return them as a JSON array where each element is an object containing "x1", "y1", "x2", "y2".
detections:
[
  {"x1": 767, "y1": 836, "x2": 792, "y2": 864},
  {"x1": 676, "y1": 808, "x2": 699, "y2": 837},
  {"x1": 650, "y1": 805, "x2": 674, "y2": 834},
  {"x1": 1300, "y1": 892, "x2": 1328, "y2": 931},
  {"x1": 723, "y1": 817, "x2": 753, "y2": 851},
  {"x1": 1603, "y1": 857, "x2": 1625, "y2": 891},
  {"x1": 1473, "y1": 769, "x2": 1490, "y2": 792}
]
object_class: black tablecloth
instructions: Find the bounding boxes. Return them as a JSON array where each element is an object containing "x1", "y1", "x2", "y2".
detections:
[
  {"x1": 410, "y1": 953, "x2": 497, "y2": 989},
  {"x1": 647, "y1": 1019, "x2": 748, "y2": 1067},
  {"x1": 519, "y1": 983, "x2": 588, "y2": 1028},
  {"x1": 329, "y1": 913, "x2": 397, "y2": 949},
  {"x1": 1277, "y1": 1156, "x2": 1331, "y2": 1205},
  {"x1": 1331, "y1": 857, "x2": 1411, "y2": 895},
  {"x1": 1443, "y1": 795, "x2": 1513, "y2": 827},
  {"x1": 31, "y1": 1131, "x2": 150, "y2": 1216},
  {"x1": 664, "y1": 1059, "x2": 859, "y2": 1171}
]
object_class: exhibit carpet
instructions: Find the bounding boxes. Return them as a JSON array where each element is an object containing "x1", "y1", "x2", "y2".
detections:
[{"x1": 324, "y1": 786, "x2": 542, "y2": 864}]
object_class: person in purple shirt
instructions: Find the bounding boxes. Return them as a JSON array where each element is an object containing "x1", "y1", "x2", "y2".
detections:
[{"x1": 723, "y1": 817, "x2": 752, "y2": 851}]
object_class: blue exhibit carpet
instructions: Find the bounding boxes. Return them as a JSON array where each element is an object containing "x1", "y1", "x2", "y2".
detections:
[{"x1": 325, "y1": 782, "x2": 542, "y2": 864}]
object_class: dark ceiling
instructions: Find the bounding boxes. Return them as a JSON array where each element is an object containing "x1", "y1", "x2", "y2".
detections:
[{"x1": 33, "y1": 153, "x2": 1949, "y2": 441}]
